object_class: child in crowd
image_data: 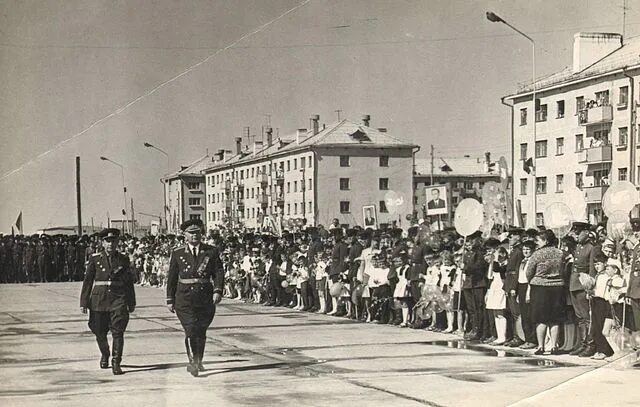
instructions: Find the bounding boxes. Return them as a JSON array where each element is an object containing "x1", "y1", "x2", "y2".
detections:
[
  {"x1": 424, "y1": 252, "x2": 442, "y2": 331},
  {"x1": 314, "y1": 252, "x2": 327, "y2": 313},
  {"x1": 452, "y1": 253, "x2": 466, "y2": 334},
  {"x1": 439, "y1": 251, "x2": 457, "y2": 333},
  {"x1": 591, "y1": 257, "x2": 624, "y2": 359}
]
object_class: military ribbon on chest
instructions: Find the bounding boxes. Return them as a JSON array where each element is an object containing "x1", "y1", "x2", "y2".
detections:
[{"x1": 196, "y1": 256, "x2": 210, "y2": 277}]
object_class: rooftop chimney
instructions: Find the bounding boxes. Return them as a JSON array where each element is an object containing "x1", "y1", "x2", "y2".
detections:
[
  {"x1": 235, "y1": 137, "x2": 242, "y2": 155},
  {"x1": 572, "y1": 32, "x2": 622, "y2": 73},
  {"x1": 377, "y1": 127, "x2": 387, "y2": 133},
  {"x1": 362, "y1": 114, "x2": 371, "y2": 127},
  {"x1": 266, "y1": 127, "x2": 273, "y2": 147},
  {"x1": 253, "y1": 141, "x2": 263, "y2": 154},
  {"x1": 310, "y1": 114, "x2": 320, "y2": 135},
  {"x1": 296, "y1": 128, "x2": 307, "y2": 145},
  {"x1": 484, "y1": 152, "x2": 491, "y2": 173}
]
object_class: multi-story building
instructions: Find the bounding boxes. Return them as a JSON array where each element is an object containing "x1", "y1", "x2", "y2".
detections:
[
  {"x1": 504, "y1": 32, "x2": 640, "y2": 226},
  {"x1": 162, "y1": 154, "x2": 212, "y2": 234},
  {"x1": 203, "y1": 115, "x2": 418, "y2": 231},
  {"x1": 413, "y1": 153, "x2": 506, "y2": 225}
]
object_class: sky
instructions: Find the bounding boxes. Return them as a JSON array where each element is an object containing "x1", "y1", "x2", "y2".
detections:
[{"x1": 1, "y1": 0, "x2": 638, "y2": 233}]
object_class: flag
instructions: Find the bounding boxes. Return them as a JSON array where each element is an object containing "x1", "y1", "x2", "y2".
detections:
[
  {"x1": 15, "y1": 211, "x2": 22, "y2": 234},
  {"x1": 11, "y1": 226, "x2": 15, "y2": 237},
  {"x1": 523, "y1": 157, "x2": 535, "y2": 175}
]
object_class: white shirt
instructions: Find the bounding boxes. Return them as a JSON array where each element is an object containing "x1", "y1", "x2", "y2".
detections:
[{"x1": 187, "y1": 243, "x2": 201, "y2": 258}]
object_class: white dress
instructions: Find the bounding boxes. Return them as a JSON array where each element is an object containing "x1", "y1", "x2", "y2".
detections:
[
  {"x1": 485, "y1": 262, "x2": 507, "y2": 310},
  {"x1": 393, "y1": 265, "x2": 410, "y2": 298}
]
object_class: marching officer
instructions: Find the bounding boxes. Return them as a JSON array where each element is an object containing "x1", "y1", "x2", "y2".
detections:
[
  {"x1": 80, "y1": 228, "x2": 136, "y2": 375},
  {"x1": 166, "y1": 219, "x2": 224, "y2": 377}
]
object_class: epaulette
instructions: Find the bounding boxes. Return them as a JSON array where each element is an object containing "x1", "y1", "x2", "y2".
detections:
[
  {"x1": 92, "y1": 253, "x2": 101, "y2": 257},
  {"x1": 173, "y1": 245, "x2": 186, "y2": 251}
]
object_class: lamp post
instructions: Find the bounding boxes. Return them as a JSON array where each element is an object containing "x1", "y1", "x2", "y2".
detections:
[
  {"x1": 487, "y1": 11, "x2": 536, "y2": 227},
  {"x1": 143, "y1": 142, "x2": 170, "y2": 233},
  {"x1": 100, "y1": 156, "x2": 129, "y2": 233}
]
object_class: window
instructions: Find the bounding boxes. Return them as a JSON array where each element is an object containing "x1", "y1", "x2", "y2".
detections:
[
  {"x1": 301, "y1": 157, "x2": 305, "y2": 168},
  {"x1": 188, "y1": 198, "x2": 201, "y2": 206},
  {"x1": 287, "y1": 204, "x2": 290, "y2": 215},
  {"x1": 536, "y1": 177, "x2": 547, "y2": 194},
  {"x1": 287, "y1": 160, "x2": 290, "y2": 171},
  {"x1": 464, "y1": 181, "x2": 474, "y2": 190},
  {"x1": 619, "y1": 168, "x2": 628, "y2": 181},
  {"x1": 187, "y1": 182, "x2": 200, "y2": 190},
  {"x1": 252, "y1": 208, "x2": 255, "y2": 218},
  {"x1": 520, "y1": 143, "x2": 528, "y2": 161},
  {"x1": 308, "y1": 179, "x2": 312, "y2": 191},
  {"x1": 536, "y1": 213, "x2": 544, "y2": 227},
  {"x1": 452, "y1": 196, "x2": 459, "y2": 205},
  {"x1": 619, "y1": 86, "x2": 629, "y2": 107},
  {"x1": 189, "y1": 214, "x2": 201, "y2": 220},
  {"x1": 340, "y1": 201, "x2": 350, "y2": 213},
  {"x1": 638, "y1": 166, "x2": 640, "y2": 184},
  {"x1": 593, "y1": 129, "x2": 610, "y2": 145},
  {"x1": 479, "y1": 181, "x2": 485, "y2": 189},
  {"x1": 535, "y1": 104, "x2": 547, "y2": 122},
  {"x1": 287, "y1": 182, "x2": 290, "y2": 193},
  {"x1": 520, "y1": 179, "x2": 528, "y2": 195},
  {"x1": 294, "y1": 159, "x2": 297, "y2": 170},
  {"x1": 522, "y1": 214, "x2": 528, "y2": 227},
  {"x1": 379, "y1": 200, "x2": 388, "y2": 213},
  {"x1": 240, "y1": 170, "x2": 244, "y2": 180},
  {"x1": 576, "y1": 96, "x2": 585, "y2": 113},
  {"x1": 340, "y1": 178, "x2": 350, "y2": 190},
  {"x1": 308, "y1": 156, "x2": 312, "y2": 168},
  {"x1": 619, "y1": 127, "x2": 628, "y2": 146},
  {"x1": 575, "y1": 172, "x2": 584, "y2": 189},
  {"x1": 308, "y1": 202, "x2": 312, "y2": 213},
  {"x1": 340, "y1": 155, "x2": 350, "y2": 167},
  {"x1": 294, "y1": 203, "x2": 297, "y2": 215},
  {"x1": 520, "y1": 108, "x2": 527, "y2": 125},
  {"x1": 379, "y1": 156, "x2": 389, "y2": 167},
  {"x1": 576, "y1": 134, "x2": 584, "y2": 152},
  {"x1": 556, "y1": 138, "x2": 564, "y2": 155},
  {"x1": 379, "y1": 178, "x2": 389, "y2": 190},
  {"x1": 595, "y1": 90, "x2": 610, "y2": 106},
  {"x1": 557, "y1": 100, "x2": 565, "y2": 118},
  {"x1": 594, "y1": 169, "x2": 610, "y2": 187},
  {"x1": 294, "y1": 181, "x2": 298, "y2": 192},
  {"x1": 251, "y1": 168, "x2": 254, "y2": 178},
  {"x1": 535, "y1": 140, "x2": 547, "y2": 158},
  {"x1": 556, "y1": 174, "x2": 564, "y2": 193}
]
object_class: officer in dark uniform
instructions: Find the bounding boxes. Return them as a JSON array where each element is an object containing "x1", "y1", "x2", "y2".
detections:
[
  {"x1": 166, "y1": 219, "x2": 224, "y2": 377},
  {"x1": 80, "y1": 228, "x2": 136, "y2": 375},
  {"x1": 626, "y1": 218, "x2": 640, "y2": 332}
]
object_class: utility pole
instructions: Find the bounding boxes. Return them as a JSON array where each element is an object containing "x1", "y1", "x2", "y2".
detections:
[
  {"x1": 430, "y1": 145, "x2": 434, "y2": 185},
  {"x1": 76, "y1": 156, "x2": 82, "y2": 236}
]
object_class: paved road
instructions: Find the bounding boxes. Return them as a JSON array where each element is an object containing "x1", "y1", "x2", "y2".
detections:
[{"x1": 0, "y1": 283, "x2": 638, "y2": 407}]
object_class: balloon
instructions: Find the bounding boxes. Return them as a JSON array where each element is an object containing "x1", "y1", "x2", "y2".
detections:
[
  {"x1": 481, "y1": 182, "x2": 501, "y2": 202},
  {"x1": 607, "y1": 210, "x2": 632, "y2": 241},
  {"x1": 480, "y1": 217, "x2": 495, "y2": 239},
  {"x1": 454, "y1": 198, "x2": 484, "y2": 237},
  {"x1": 281, "y1": 280, "x2": 289, "y2": 288},
  {"x1": 384, "y1": 190, "x2": 408, "y2": 215},
  {"x1": 329, "y1": 282, "x2": 343, "y2": 298},
  {"x1": 543, "y1": 202, "x2": 573, "y2": 238},
  {"x1": 602, "y1": 181, "x2": 640, "y2": 217}
]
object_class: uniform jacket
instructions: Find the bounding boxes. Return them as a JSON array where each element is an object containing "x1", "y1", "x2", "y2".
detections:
[
  {"x1": 504, "y1": 246, "x2": 524, "y2": 293},
  {"x1": 329, "y1": 241, "x2": 349, "y2": 276},
  {"x1": 570, "y1": 241, "x2": 595, "y2": 291},
  {"x1": 166, "y1": 243, "x2": 224, "y2": 307},
  {"x1": 462, "y1": 250, "x2": 488, "y2": 289},
  {"x1": 80, "y1": 250, "x2": 136, "y2": 311},
  {"x1": 628, "y1": 244, "x2": 640, "y2": 299}
]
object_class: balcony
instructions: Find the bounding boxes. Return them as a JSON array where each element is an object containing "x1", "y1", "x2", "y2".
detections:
[
  {"x1": 257, "y1": 193, "x2": 269, "y2": 206},
  {"x1": 258, "y1": 172, "x2": 269, "y2": 184},
  {"x1": 275, "y1": 171, "x2": 285, "y2": 184},
  {"x1": 236, "y1": 197, "x2": 245, "y2": 208},
  {"x1": 236, "y1": 178, "x2": 244, "y2": 187},
  {"x1": 224, "y1": 199, "x2": 233, "y2": 209},
  {"x1": 578, "y1": 105, "x2": 613, "y2": 126},
  {"x1": 577, "y1": 145, "x2": 612, "y2": 164},
  {"x1": 584, "y1": 185, "x2": 609, "y2": 203},
  {"x1": 224, "y1": 180, "x2": 232, "y2": 190},
  {"x1": 275, "y1": 194, "x2": 285, "y2": 206}
]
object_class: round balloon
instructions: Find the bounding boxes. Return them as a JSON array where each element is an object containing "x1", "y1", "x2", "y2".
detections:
[
  {"x1": 602, "y1": 181, "x2": 639, "y2": 217},
  {"x1": 543, "y1": 202, "x2": 573, "y2": 238},
  {"x1": 454, "y1": 198, "x2": 484, "y2": 237},
  {"x1": 281, "y1": 280, "x2": 289, "y2": 288},
  {"x1": 384, "y1": 190, "x2": 407, "y2": 215},
  {"x1": 329, "y1": 282, "x2": 343, "y2": 298},
  {"x1": 607, "y1": 210, "x2": 632, "y2": 241}
]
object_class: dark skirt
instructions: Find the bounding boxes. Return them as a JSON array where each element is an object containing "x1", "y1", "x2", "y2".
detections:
[{"x1": 530, "y1": 285, "x2": 566, "y2": 325}]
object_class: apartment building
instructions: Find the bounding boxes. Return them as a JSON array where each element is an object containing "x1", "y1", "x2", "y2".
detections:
[
  {"x1": 203, "y1": 115, "x2": 418, "y2": 231},
  {"x1": 504, "y1": 32, "x2": 639, "y2": 226}
]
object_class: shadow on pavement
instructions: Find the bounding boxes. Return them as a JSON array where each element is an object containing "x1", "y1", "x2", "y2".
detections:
[
  {"x1": 197, "y1": 361, "x2": 316, "y2": 378},
  {"x1": 121, "y1": 359, "x2": 249, "y2": 373}
]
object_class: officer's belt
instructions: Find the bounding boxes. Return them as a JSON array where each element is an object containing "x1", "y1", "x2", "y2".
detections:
[
  {"x1": 179, "y1": 278, "x2": 211, "y2": 284},
  {"x1": 94, "y1": 281, "x2": 122, "y2": 286}
]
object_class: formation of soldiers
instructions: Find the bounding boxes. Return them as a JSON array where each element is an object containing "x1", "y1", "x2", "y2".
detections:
[{"x1": 0, "y1": 233, "x2": 97, "y2": 283}]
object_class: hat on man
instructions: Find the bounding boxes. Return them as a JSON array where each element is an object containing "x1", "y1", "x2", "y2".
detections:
[
  {"x1": 508, "y1": 227, "x2": 525, "y2": 236},
  {"x1": 571, "y1": 221, "x2": 591, "y2": 233},
  {"x1": 180, "y1": 219, "x2": 204, "y2": 233},
  {"x1": 631, "y1": 217, "x2": 640, "y2": 232},
  {"x1": 99, "y1": 228, "x2": 121, "y2": 240}
]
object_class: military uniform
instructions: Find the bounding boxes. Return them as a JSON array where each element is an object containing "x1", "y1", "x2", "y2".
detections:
[
  {"x1": 80, "y1": 229, "x2": 136, "y2": 375},
  {"x1": 166, "y1": 220, "x2": 224, "y2": 377},
  {"x1": 627, "y1": 240, "x2": 640, "y2": 331}
]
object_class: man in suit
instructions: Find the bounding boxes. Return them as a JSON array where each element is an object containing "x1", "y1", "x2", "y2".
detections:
[
  {"x1": 166, "y1": 219, "x2": 224, "y2": 377},
  {"x1": 427, "y1": 188, "x2": 446, "y2": 210},
  {"x1": 364, "y1": 208, "x2": 376, "y2": 228},
  {"x1": 80, "y1": 228, "x2": 136, "y2": 375}
]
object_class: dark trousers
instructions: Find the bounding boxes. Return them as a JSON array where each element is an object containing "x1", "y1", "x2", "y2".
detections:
[
  {"x1": 506, "y1": 293, "x2": 519, "y2": 340},
  {"x1": 268, "y1": 275, "x2": 283, "y2": 304},
  {"x1": 463, "y1": 287, "x2": 486, "y2": 337},
  {"x1": 591, "y1": 297, "x2": 614, "y2": 356},
  {"x1": 517, "y1": 283, "x2": 537, "y2": 344},
  {"x1": 570, "y1": 289, "x2": 592, "y2": 346},
  {"x1": 628, "y1": 298, "x2": 640, "y2": 332}
]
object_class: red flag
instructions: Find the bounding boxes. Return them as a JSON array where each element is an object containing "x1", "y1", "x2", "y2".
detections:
[{"x1": 15, "y1": 211, "x2": 22, "y2": 234}]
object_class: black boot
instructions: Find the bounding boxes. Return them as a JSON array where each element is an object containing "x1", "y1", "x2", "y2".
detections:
[
  {"x1": 184, "y1": 337, "x2": 194, "y2": 372},
  {"x1": 188, "y1": 337, "x2": 199, "y2": 377},
  {"x1": 197, "y1": 337, "x2": 206, "y2": 372},
  {"x1": 111, "y1": 336, "x2": 124, "y2": 375},
  {"x1": 570, "y1": 325, "x2": 586, "y2": 356},
  {"x1": 97, "y1": 337, "x2": 110, "y2": 369}
]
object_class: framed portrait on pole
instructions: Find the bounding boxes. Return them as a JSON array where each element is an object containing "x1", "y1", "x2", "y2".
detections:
[
  {"x1": 362, "y1": 205, "x2": 378, "y2": 229},
  {"x1": 425, "y1": 185, "x2": 448, "y2": 216}
]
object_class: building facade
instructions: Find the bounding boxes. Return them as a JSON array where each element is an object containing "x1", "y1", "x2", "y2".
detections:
[
  {"x1": 162, "y1": 155, "x2": 212, "y2": 234},
  {"x1": 504, "y1": 32, "x2": 640, "y2": 227},
  {"x1": 203, "y1": 115, "x2": 418, "y2": 231}
]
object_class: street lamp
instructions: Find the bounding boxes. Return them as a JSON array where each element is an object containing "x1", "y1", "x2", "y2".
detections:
[
  {"x1": 100, "y1": 156, "x2": 129, "y2": 233},
  {"x1": 487, "y1": 11, "x2": 537, "y2": 228},
  {"x1": 143, "y1": 142, "x2": 170, "y2": 233}
]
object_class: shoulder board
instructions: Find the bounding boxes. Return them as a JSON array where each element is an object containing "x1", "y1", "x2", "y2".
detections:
[
  {"x1": 92, "y1": 253, "x2": 101, "y2": 257},
  {"x1": 172, "y1": 245, "x2": 186, "y2": 252}
]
